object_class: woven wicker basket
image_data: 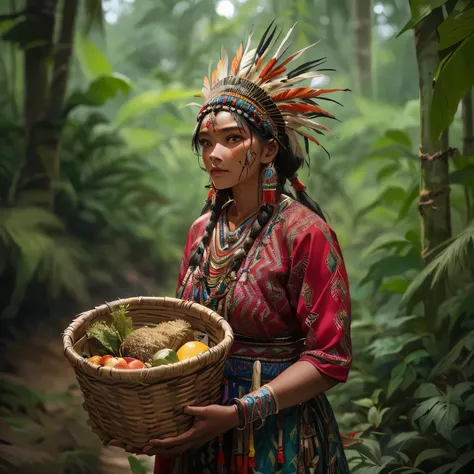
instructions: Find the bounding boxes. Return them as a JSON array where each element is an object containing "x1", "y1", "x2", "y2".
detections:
[{"x1": 63, "y1": 296, "x2": 233, "y2": 449}]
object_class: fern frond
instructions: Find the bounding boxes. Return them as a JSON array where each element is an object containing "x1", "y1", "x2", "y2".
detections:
[
  {"x1": 402, "y1": 220, "x2": 474, "y2": 311},
  {"x1": 0, "y1": 207, "x2": 88, "y2": 319}
]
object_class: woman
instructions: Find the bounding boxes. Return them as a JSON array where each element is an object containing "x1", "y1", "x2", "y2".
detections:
[{"x1": 145, "y1": 23, "x2": 352, "y2": 473}]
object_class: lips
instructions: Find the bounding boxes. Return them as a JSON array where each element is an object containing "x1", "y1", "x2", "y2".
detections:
[{"x1": 211, "y1": 169, "x2": 228, "y2": 176}]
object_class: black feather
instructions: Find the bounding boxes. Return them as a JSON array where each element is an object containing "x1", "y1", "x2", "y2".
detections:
[
  {"x1": 245, "y1": 20, "x2": 275, "y2": 78},
  {"x1": 287, "y1": 57, "x2": 327, "y2": 78},
  {"x1": 302, "y1": 97, "x2": 344, "y2": 108},
  {"x1": 304, "y1": 136, "x2": 309, "y2": 155},
  {"x1": 256, "y1": 20, "x2": 276, "y2": 59},
  {"x1": 315, "y1": 96, "x2": 344, "y2": 107}
]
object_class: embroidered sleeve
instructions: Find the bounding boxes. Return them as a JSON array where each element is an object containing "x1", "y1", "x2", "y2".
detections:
[{"x1": 287, "y1": 217, "x2": 352, "y2": 382}]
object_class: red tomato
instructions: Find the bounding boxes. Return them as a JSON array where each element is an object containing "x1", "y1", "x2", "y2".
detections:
[{"x1": 128, "y1": 360, "x2": 145, "y2": 370}]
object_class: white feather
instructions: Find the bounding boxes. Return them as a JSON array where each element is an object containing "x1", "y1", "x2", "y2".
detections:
[
  {"x1": 274, "y1": 22, "x2": 297, "y2": 60},
  {"x1": 285, "y1": 115, "x2": 333, "y2": 134}
]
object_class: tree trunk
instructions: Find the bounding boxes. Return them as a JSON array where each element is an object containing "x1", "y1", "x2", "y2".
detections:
[
  {"x1": 414, "y1": 9, "x2": 452, "y2": 264},
  {"x1": 22, "y1": 0, "x2": 78, "y2": 209},
  {"x1": 43, "y1": 0, "x2": 79, "y2": 192},
  {"x1": 23, "y1": 0, "x2": 56, "y2": 130},
  {"x1": 462, "y1": 89, "x2": 473, "y2": 222},
  {"x1": 352, "y1": 0, "x2": 372, "y2": 97},
  {"x1": 23, "y1": 0, "x2": 57, "y2": 206}
]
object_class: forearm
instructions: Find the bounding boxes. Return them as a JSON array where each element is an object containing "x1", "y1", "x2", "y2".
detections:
[{"x1": 267, "y1": 360, "x2": 338, "y2": 410}]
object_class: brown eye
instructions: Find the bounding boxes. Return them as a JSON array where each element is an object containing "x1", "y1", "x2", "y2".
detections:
[
  {"x1": 199, "y1": 139, "x2": 211, "y2": 148},
  {"x1": 228, "y1": 135, "x2": 242, "y2": 143}
]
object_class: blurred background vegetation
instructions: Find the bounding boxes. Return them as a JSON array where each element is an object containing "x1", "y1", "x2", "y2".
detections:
[{"x1": 0, "y1": 0, "x2": 473, "y2": 473}]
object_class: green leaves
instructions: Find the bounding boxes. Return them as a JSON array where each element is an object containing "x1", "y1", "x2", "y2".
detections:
[
  {"x1": 412, "y1": 390, "x2": 461, "y2": 440},
  {"x1": 0, "y1": 207, "x2": 88, "y2": 319},
  {"x1": 402, "y1": 220, "x2": 474, "y2": 310},
  {"x1": 431, "y1": 29, "x2": 474, "y2": 140},
  {"x1": 395, "y1": 0, "x2": 474, "y2": 140},
  {"x1": 75, "y1": 35, "x2": 112, "y2": 80},
  {"x1": 128, "y1": 456, "x2": 147, "y2": 474},
  {"x1": 397, "y1": 0, "x2": 448, "y2": 37},
  {"x1": 438, "y1": 5, "x2": 474, "y2": 50},
  {"x1": 114, "y1": 89, "x2": 200, "y2": 126},
  {"x1": 368, "y1": 333, "x2": 421, "y2": 358},
  {"x1": 414, "y1": 448, "x2": 450, "y2": 468},
  {"x1": 66, "y1": 73, "x2": 133, "y2": 113},
  {"x1": 119, "y1": 127, "x2": 160, "y2": 152},
  {"x1": 359, "y1": 254, "x2": 422, "y2": 288}
]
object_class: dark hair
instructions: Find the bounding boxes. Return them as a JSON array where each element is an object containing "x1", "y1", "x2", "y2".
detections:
[{"x1": 188, "y1": 110, "x2": 326, "y2": 273}]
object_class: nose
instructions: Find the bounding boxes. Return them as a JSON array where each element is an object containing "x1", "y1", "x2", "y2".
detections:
[{"x1": 209, "y1": 144, "x2": 224, "y2": 166}]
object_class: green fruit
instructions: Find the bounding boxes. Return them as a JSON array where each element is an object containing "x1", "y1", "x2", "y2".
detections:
[{"x1": 151, "y1": 348, "x2": 179, "y2": 366}]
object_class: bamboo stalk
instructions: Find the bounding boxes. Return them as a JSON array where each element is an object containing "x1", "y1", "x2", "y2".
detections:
[
  {"x1": 414, "y1": 8, "x2": 452, "y2": 264},
  {"x1": 462, "y1": 89, "x2": 473, "y2": 222}
]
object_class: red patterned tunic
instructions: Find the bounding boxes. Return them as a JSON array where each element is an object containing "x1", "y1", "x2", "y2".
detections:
[{"x1": 177, "y1": 196, "x2": 352, "y2": 383}]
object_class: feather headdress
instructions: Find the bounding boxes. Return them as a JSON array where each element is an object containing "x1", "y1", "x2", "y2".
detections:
[{"x1": 195, "y1": 22, "x2": 348, "y2": 161}]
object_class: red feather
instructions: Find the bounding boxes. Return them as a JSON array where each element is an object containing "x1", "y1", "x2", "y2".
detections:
[
  {"x1": 259, "y1": 57, "x2": 277, "y2": 80},
  {"x1": 266, "y1": 67, "x2": 287, "y2": 81},
  {"x1": 278, "y1": 103, "x2": 335, "y2": 118},
  {"x1": 232, "y1": 43, "x2": 243, "y2": 75},
  {"x1": 272, "y1": 88, "x2": 346, "y2": 102}
]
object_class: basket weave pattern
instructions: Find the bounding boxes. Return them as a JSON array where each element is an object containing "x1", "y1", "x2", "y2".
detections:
[{"x1": 63, "y1": 297, "x2": 233, "y2": 448}]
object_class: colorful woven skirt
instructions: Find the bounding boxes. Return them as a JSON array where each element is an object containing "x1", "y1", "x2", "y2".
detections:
[{"x1": 155, "y1": 335, "x2": 350, "y2": 474}]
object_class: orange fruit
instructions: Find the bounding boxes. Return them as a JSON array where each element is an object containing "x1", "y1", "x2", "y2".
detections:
[{"x1": 176, "y1": 341, "x2": 209, "y2": 361}]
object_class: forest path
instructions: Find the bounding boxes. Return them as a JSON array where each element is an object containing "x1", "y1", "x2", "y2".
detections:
[{"x1": 3, "y1": 320, "x2": 154, "y2": 474}]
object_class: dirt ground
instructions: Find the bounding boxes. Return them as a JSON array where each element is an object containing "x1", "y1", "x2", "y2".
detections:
[{"x1": 3, "y1": 320, "x2": 155, "y2": 474}]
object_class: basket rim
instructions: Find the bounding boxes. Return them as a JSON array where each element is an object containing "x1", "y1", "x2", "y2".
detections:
[{"x1": 62, "y1": 296, "x2": 234, "y2": 384}]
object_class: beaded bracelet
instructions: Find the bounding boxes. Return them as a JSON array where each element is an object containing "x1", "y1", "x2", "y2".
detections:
[{"x1": 229, "y1": 384, "x2": 279, "y2": 429}]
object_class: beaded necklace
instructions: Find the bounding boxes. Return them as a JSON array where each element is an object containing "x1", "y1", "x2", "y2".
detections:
[{"x1": 192, "y1": 205, "x2": 257, "y2": 311}]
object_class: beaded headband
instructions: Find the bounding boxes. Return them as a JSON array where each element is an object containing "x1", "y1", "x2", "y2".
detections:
[{"x1": 192, "y1": 21, "x2": 348, "y2": 163}]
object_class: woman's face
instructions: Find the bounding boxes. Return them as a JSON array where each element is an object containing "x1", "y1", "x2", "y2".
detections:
[{"x1": 198, "y1": 111, "x2": 278, "y2": 190}]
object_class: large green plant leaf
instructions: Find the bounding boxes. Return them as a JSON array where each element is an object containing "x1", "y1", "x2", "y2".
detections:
[
  {"x1": 431, "y1": 31, "x2": 474, "y2": 140},
  {"x1": 75, "y1": 34, "x2": 112, "y2": 80},
  {"x1": 368, "y1": 333, "x2": 421, "y2": 358},
  {"x1": 119, "y1": 127, "x2": 160, "y2": 151},
  {"x1": 359, "y1": 254, "x2": 422, "y2": 287},
  {"x1": 397, "y1": 0, "x2": 448, "y2": 37},
  {"x1": 414, "y1": 448, "x2": 450, "y2": 467},
  {"x1": 355, "y1": 186, "x2": 407, "y2": 222},
  {"x1": 386, "y1": 431, "x2": 424, "y2": 449},
  {"x1": 114, "y1": 89, "x2": 200, "y2": 126},
  {"x1": 412, "y1": 395, "x2": 460, "y2": 440},
  {"x1": 438, "y1": 4, "x2": 474, "y2": 50},
  {"x1": 66, "y1": 73, "x2": 133, "y2": 113}
]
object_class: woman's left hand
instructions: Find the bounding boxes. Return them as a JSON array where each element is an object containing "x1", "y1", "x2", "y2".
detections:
[{"x1": 143, "y1": 404, "x2": 239, "y2": 456}]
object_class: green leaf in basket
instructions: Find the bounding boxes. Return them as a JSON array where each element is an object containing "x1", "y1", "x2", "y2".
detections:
[
  {"x1": 86, "y1": 321, "x2": 121, "y2": 356},
  {"x1": 128, "y1": 456, "x2": 147, "y2": 474},
  {"x1": 111, "y1": 303, "x2": 134, "y2": 343}
]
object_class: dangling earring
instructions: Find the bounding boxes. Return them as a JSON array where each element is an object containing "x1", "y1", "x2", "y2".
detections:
[{"x1": 262, "y1": 161, "x2": 277, "y2": 205}]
